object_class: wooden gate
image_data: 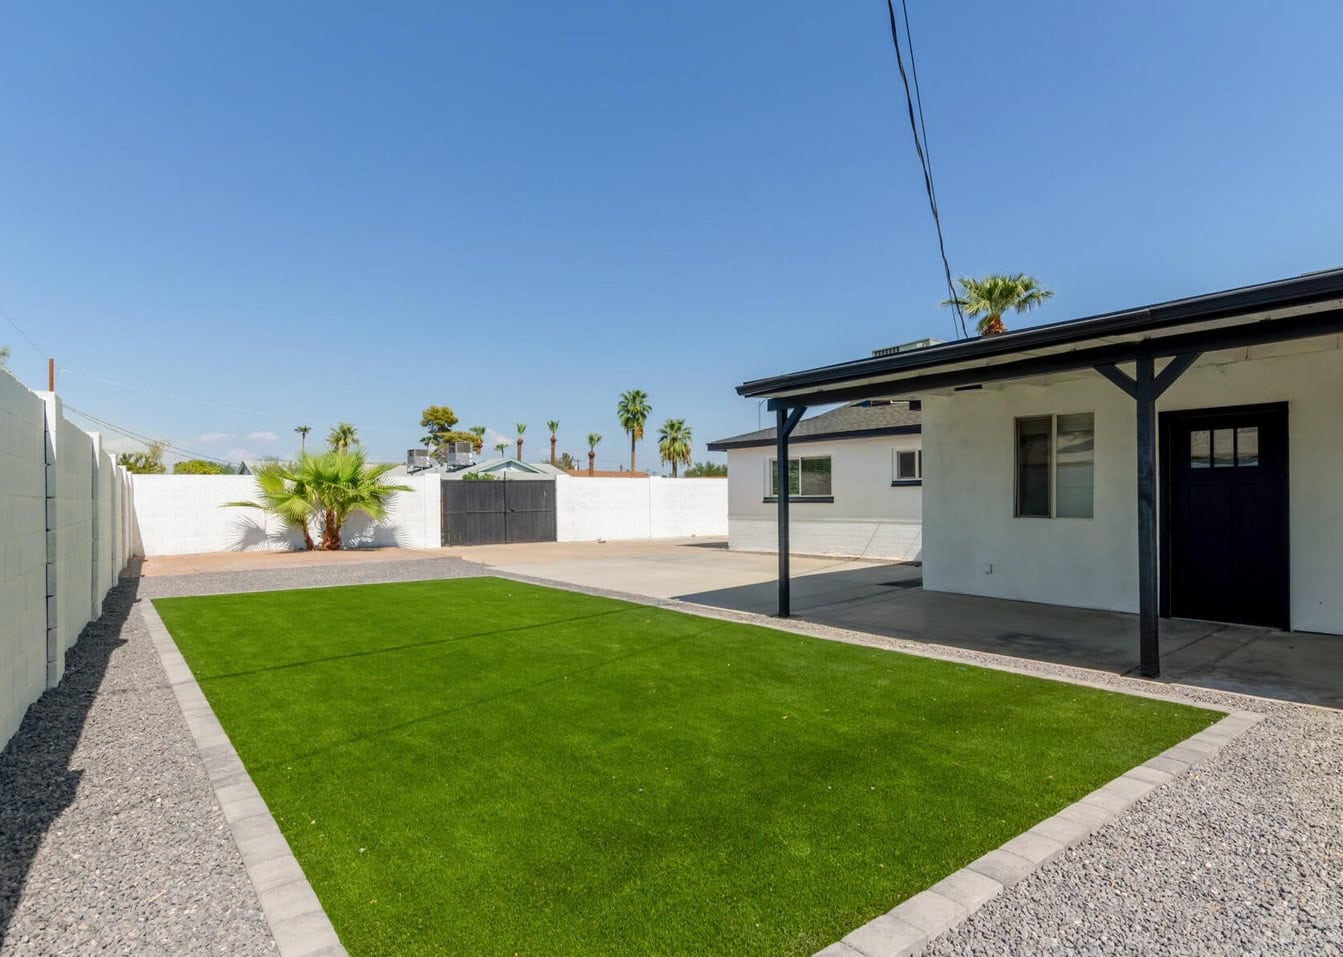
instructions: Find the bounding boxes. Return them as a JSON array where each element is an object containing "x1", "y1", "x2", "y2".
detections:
[{"x1": 441, "y1": 479, "x2": 557, "y2": 546}]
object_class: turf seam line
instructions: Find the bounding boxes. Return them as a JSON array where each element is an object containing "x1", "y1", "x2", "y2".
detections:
[{"x1": 142, "y1": 598, "x2": 350, "y2": 957}]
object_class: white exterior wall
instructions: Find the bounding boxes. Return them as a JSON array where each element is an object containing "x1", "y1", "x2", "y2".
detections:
[
  {"x1": 922, "y1": 342, "x2": 1343, "y2": 635},
  {"x1": 1, "y1": 383, "x2": 133, "y2": 751},
  {"x1": 554, "y1": 476, "x2": 727, "y2": 542},
  {"x1": 131, "y1": 473, "x2": 443, "y2": 556},
  {"x1": 725, "y1": 434, "x2": 923, "y2": 561}
]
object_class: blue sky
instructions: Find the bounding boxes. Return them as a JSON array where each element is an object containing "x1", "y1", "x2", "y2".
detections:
[{"x1": 2, "y1": 2, "x2": 1340, "y2": 467}]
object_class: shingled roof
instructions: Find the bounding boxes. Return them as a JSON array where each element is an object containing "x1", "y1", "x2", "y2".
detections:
[{"x1": 707, "y1": 400, "x2": 921, "y2": 451}]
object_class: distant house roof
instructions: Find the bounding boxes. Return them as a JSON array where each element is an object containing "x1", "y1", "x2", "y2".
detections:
[
  {"x1": 445, "y1": 457, "x2": 563, "y2": 479},
  {"x1": 707, "y1": 399, "x2": 921, "y2": 451},
  {"x1": 565, "y1": 469, "x2": 650, "y2": 478}
]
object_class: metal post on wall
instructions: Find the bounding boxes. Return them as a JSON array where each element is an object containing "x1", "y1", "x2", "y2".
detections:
[{"x1": 773, "y1": 403, "x2": 806, "y2": 617}]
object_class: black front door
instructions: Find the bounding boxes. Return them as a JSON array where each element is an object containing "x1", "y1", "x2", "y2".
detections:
[{"x1": 1161, "y1": 403, "x2": 1289, "y2": 628}]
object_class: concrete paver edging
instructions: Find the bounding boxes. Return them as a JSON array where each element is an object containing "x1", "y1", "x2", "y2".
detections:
[{"x1": 140, "y1": 600, "x2": 347, "y2": 957}]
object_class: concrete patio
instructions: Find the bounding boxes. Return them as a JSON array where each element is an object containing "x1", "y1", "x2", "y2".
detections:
[{"x1": 449, "y1": 539, "x2": 1343, "y2": 709}]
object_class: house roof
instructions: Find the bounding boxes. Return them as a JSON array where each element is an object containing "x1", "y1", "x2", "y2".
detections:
[
  {"x1": 707, "y1": 400, "x2": 921, "y2": 451},
  {"x1": 737, "y1": 267, "x2": 1343, "y2": 407}
]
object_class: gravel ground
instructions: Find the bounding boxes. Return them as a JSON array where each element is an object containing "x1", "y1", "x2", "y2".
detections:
[
  {"x1": 3, "y1": 557, "x2": 1338, "y2": 955},
  {"x1": 0, "y1": 555, "x2": 483, "y2": 956}
]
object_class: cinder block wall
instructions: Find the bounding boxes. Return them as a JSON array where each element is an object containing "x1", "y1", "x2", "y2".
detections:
[
  {"x1": 0, "y1": 382, "x2": 134, "y2": 751},
  {"x1": 554, "y1": 476, "x2": 727, "y2": 542}
]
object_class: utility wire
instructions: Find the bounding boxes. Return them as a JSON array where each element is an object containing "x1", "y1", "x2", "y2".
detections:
[
  {"x1": 62, "y1": 403, "x2": 234, "y2": 465},
  {"x1": 0, "y1": 303, "x2": 49, "y2": 357},
  {"x1": 884, "y1": 0, "x2": 968, "y2": 339}
]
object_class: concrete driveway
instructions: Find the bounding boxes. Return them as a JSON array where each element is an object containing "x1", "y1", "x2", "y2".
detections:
[{"x1": 455, "y1": 538, "x2": 1343, "y2": 709}]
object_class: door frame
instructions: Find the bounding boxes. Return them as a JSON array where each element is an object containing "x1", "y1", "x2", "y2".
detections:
[{"x1": 1158, "y1": 401, "x2": 1290, "y2": 628}]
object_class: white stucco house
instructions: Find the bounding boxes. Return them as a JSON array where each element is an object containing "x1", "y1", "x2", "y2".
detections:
[
  {"x1": 707, "y1": 400, "x2": 923, "y2": 560},
  {"x1": 733, "y1": 267, "x2": 1343, "y2": 676}
]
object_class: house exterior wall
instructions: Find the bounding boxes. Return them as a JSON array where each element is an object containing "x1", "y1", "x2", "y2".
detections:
[
  {"x1": 554, "y1": 476, "x2": 727, "y2": 542},
  {"x1": 725, "y1": 434, "x2": 923, "y2": 561},
  {"x1": 922, "y1": 342, "x2": 1343, "y2": 635}
]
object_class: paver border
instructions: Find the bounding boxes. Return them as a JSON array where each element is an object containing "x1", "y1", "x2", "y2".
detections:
[{"x1": 141, "y1": 599, "x2": 348, "y2": 957}]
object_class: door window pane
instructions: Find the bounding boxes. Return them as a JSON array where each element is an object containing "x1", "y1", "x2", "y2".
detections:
[
  {"x1": 799, "y1": 457, "x2": 832, "y2": 496},
  {"x1": 1015, "y1": 416, "x2": 1051, "y2": 517},
  {"x1": 1055, "y1": 413, "x2": 1094, "y2": 518},
  {"x1": 1213, "y1": 429, "x2": 1235, "y2": 468},
  {"x1": 1236, "y1": 427, "x2": 1259, "y2": 467},
  {"x1": 1190, "y1": 430, "x2": 1211, "y2": 468}
]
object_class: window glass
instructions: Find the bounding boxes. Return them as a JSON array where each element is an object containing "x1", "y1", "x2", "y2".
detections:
[
  {"x1": 1213, "y1": 428, "x2": 1235, "y2": 468},
  {"x1": 1055, "y1": 413, "x2": 1094, "y2": 518},
  {"x1": 1236, "y1": 427, "x2": 1259, "y2": 467},
  {"x1": 895, "y1": 449, "x2": 920, "y2": 480},
  {"x1": 1015, "y1": 416, "x2": 1052, "y2": 517},
  {"x1": 1190, "y1": 430, "x2": 1211, "y2": 468},
  {"x1": 799, "y1": 457, "x2": 832, "y2": 496}
]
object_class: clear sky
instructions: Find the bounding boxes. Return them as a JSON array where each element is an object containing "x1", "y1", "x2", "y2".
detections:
[{"x1": 2, "y1": 2, "x2": 1340, "y2": 468}]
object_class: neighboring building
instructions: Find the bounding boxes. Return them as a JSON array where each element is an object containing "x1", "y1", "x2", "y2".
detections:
[
  {"x1": 708, "y1": 399, "x2": 922, "y2": 560},
  {"x1": 442, "y1": 457, "x2": 562, "y2": 480},
  {"x1": 733, "y1": 267, "x2": 1343, "y2": 675}
]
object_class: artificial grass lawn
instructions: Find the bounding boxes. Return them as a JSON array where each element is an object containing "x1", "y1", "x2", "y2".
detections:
[{"x1": 155, "y1": 578, "x2": 1219, "y2": 956}]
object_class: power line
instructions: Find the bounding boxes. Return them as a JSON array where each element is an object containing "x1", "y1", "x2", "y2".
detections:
[
  {"x1": 62, "y1": 403, "x2": 234, "y2": 465},
  {"x1": 884, "y1": 0, "x2": 968, "y2": 339},
  {"x1": 0, "y1": 303, "x2": 49, "y2": 357}
]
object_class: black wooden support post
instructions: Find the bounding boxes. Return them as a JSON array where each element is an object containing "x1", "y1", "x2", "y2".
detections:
[
  {"x1": 774, "y1": 404, "x2": 806, "y2": 617},
  {"x1": 1095, "y1": 352, "x2": 1200, "y2": 678}
]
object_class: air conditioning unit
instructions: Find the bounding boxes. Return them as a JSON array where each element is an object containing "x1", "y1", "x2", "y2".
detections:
[
  {"x1": 407, "y1": 448, "x2": 430, "y2": 470},
  {"x1": 445, "y1": 441, "x2": 474, "y2": 466}
]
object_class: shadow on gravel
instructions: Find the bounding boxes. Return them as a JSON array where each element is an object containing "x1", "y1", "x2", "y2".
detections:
[{"x1": 0, "y1": 574, "x2": 138, "y2": 948}]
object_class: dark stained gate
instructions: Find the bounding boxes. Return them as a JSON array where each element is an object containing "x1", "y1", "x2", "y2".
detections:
[
  {"x1": 1160, "y1": 402, "x2": 1289, "y2": 629},
  {"x1": 441, "y1": 478, "x2": 557, "y2": 546}
]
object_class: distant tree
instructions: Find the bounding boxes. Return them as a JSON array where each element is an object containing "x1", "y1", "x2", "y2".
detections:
[
  {"x1": 173, "y1": 459, "x2": 230, "y2": 475},
  {"x1": 420, "y1": 406, "x2": 476, "y2": 462},
  {"x1": 546, "y1": 419, "x2": 560, "y2": 465},
  {"x1": 943, "y1": 273, "x2": 1053, "y2": 336},
  {"x1": 586, "y1": 433, "x2": 602, "y2": 476},
  {"x1": 117, "y1": 441, "x2": 166, "y2": 474},
  {"x1": 468, "y1": 426, "x2": 486, "y2": 453},
  {"x1": 327, "y1": 422, "x2": 359, "y2": 452},
  {"x1": 617, "y1": 390, "x2": 652, "y2": 472},
  {"x1": 494, "y1": 440, "x2": 509, "y2": 457},
  {"x1": 0, "y1": 345, "x2": 9, "y2": 366},
  {"x1": 657, "y1": 418, "x2": 693, "y2": 478},
  {"x1": 556, "y1": 451, "x2": 578, "y2": 471},
  {"x1": 462, "y1": 471, "x2": 496, "y2": 482},
  {"x1": 685, "y1": 461, "x2": 727, "y2": 477},
  {"x1": 294, "y1": 424, "x2": 311, "y2": 453},
  {"x1": 515, "y1": 422, "x2": 526, "y2": 460}
]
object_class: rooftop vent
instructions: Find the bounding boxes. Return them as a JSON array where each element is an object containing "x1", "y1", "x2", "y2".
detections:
[{"x1": 872, "y1": 337, "x2": 944, "y2": 359}]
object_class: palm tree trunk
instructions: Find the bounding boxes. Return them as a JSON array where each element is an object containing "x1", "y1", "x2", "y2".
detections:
[
  {"x1": 672, "y1": 461, "x2": 678, "y2": 478},
  {"x1": 588, "y1": 451, "x2": 595, "y2": 476},
  {"x1": 550, "y1": 436, "x2": 556, "y2": 466},
  {"x1": 516, "y1": 438, "x2": 523, "y2": 460},
  {"x1": 301, "y1": 524, "x2": 315, "y2": 551},
  {"x1": 630, "y1": 435, "x2": 636, "y2": 473},
  {"x1": 321, "y1": 510, "x2": 341, "y2": 550}
]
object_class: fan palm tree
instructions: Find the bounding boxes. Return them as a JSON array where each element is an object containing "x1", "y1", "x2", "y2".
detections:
[
  {"x1": 294, "y1": 424, "x2": 311, "y2": 453},
  {"x1": 298, "y1": 451, "x2": 410, "y2": 550},
  {"x1": 515, "y1": 422, "x2": 527, "y2": 460},
  {"x1": 494, "y1": 440, "x2": 508, "y2": 458},
  {"x1": 943, "y1": 273, "x2": 1053, "y2": 336},
  {"x1": 469, "y1": 425, "x2": 486, "y2": 453},
  {"x1": 546, "y1": 419, "x2": 560, "y2": 465},
  {"x1": 326, "y1": 422, "x2": 358, "y2": 452},
  {"x1": 225, "y1": 461, "x2": 317, "y2": 550},
  {"x1": 586, "y1": 433, "x2": 602, "y2": 476},
  {"x1": 657, "y1": 419, "x2": 693, "y2": 478},
  {"x1": 616, "y1": 389, "x2": 651, "y2": 472}
]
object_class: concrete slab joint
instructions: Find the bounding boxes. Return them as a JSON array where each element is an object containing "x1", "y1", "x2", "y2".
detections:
[
  {"x1": 141, "y1": 600, "x2": 349, "y2": 957},
  {"x1": 813, "y1": 708, "x2": 1264, "y2": 957}
]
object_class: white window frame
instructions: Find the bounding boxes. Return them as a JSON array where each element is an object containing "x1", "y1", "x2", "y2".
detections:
[
  {"x1": 892, "y1": 448, "x2": 922, "y2": 484},
  {"x1": 765, "y1": 455, "x2": 833, "y2": 501},
  {"x1": 1014, "y1": 412, "x2": 1094, "y2": 519}
]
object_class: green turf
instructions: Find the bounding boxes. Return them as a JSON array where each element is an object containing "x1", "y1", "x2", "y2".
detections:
[{"x1": 155, "y1": 578, "x2": 1219, "y2": 956}]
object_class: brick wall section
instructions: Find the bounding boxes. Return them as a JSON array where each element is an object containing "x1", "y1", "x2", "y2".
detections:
[{"x1": 1, "y1": 382, "x2": 133, "y2": 751}]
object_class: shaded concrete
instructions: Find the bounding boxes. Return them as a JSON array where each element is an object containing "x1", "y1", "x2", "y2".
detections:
[{"x1": 461, "y1": 539, "x2": 1343, "y2": 709}]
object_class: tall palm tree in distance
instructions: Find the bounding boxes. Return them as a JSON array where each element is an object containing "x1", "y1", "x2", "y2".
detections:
[
  {"x1": 327, "y1": 422, "x2": 358, "y2": 452},
  {"x1": 546, "y1": 419, "x2": 560, "y2": 465},
  {"x1": 494, "y1": 440, "x2": 508, "y2": 458},
  {"x1": 515, "y1": 423, "x2": 526, "y2": 461},
  {"x1": 657, "y1": 419, "x2": 693, "y2": 478},
  {"x1": 294, "y1": 425, "x2": 311, "y2": 454},
  {"x1": 586, "y1": 433, "x2": 601, "y2": 476},
  {"x1": 469, "y1": 426, "x2": 486, "y2": 453},
  {"x1": 616, "y1": 389, "x2": 651, "y2": 473},
  {"x1": 943, "y1": 273, "x2": 1053, "y2": 336}
]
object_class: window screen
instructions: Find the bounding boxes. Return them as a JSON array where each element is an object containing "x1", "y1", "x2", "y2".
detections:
[
  {"x1": 769, "y1": 457, "x2": 831, "y2": 497},
  {"x1": 1015, "y1": 416, "x2": 1052, "y2": 517},
  {"x1": 1055, "y1": 413, "x2": 1094, "y2": 518},
  {"x1": 895, "y1": 449, "x2": 921, "y2": 480}
]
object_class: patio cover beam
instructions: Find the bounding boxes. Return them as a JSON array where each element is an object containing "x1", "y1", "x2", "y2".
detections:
[
  {"x1": 1094, "y1": 352, "x2": 1200, "y2": 678},
  {"x1": 775, "y1": 405, "x2": 806, "y2": 618}
]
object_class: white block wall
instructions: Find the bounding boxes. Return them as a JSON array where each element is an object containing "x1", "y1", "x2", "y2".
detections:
[
  {"x1": 1, "y1": 383, "x2": 133, "y2": 751},
  {"x1": 132, "y1": 473, "x2": 442, "y2": 555},
  {"x1": 554, "y1": 476, "x2": 727, "y2": 542}
]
